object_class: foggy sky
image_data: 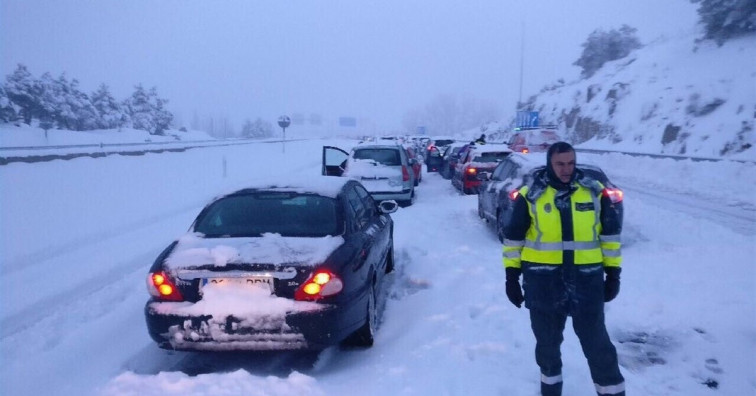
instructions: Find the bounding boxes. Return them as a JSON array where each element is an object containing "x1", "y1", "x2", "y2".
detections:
[{"x1": 1, "y1": 1, "x2": 697, "y2": 132}]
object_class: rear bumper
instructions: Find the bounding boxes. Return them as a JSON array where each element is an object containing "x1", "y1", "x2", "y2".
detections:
[{"x1": 145, "y1": 299, "x2": 362, "y2": 351}]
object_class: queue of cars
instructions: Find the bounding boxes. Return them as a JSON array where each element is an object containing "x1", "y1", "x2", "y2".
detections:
[{"x1": 144, "y1": 131, "x2": 623, "y2": 354}]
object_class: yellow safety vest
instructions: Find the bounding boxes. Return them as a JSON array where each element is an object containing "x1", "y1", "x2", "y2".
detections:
[{"x1": 503, "y1": 182, "x2": 622, "y2": 268}]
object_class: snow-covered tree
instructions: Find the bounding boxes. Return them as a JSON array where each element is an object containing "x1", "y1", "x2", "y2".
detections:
[
  {"x1": 4, "y1": 64, "x2": 39, "y2": 125},
  {"x1": 241, "y1": 117, "x2": 274, "y2": 138},
  {"x1": 51, "y1": 74, "x2": 98, "y2": 131},
  {"x1": 691, "y1": 0, "x2": 756, "y2": 45},
  {"x1": 124, "y1": 85, "x2": 155, "y2": 133},
  {"x1": 573, "y1": 25, "x2": 642, "y2": 78},
  {"x1": 123, "y1": 85, "x2": 173, "y2": 134},
  {"x1": 151, "y1": 88, "x2": 173, "y2": 135},
  {"x1": 91, "y1": 84, "x2": 126, "y2": 129}
]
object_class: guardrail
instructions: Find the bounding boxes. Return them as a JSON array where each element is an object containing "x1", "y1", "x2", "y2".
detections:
[
  {"x1": 0, "y1": 138, "x2": 288, "y2": 165},
  {"x1": 1, "y1": 138, "x2": 752, "y2": 165},
  {"x1": 574, "y1": 147, "x2": 754, "y2": 164}
]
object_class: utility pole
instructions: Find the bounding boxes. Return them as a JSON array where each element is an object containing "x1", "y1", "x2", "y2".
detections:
[{"x1": 518, "y1": 21, "x2": 525, "y2": 111}]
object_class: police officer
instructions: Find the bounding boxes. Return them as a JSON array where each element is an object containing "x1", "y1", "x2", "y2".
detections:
[{"x1": 503, "y1": 142, "x2": 625, "y2": 396}]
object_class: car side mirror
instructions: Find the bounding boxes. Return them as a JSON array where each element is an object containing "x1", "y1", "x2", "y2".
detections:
[{"x1": 378, "y1": 200, "x2": 399, "y2": 214}]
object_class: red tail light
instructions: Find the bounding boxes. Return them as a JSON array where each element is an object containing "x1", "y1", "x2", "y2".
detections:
[
  {"x1": 295, "y1": 269, "x2": 343, "y2": 301},
  {"x1": 602, "y1": 188, "x2": 624, "y2": 203},
  {"x1": 147, "y1": 271, "x2": 184, "y2": 301},
  {"x1": 402, "y1": 165, "x2": 410, "y2": 181},
  {"x1": 508, "y1": 189, "x2": 520, "y2": 201},
  {"x1": 521, "y1": 148, "x2": 529, "y2": 154},
  {"x1": 466, "y1": 167, "x2": 477, "y2": 175}
]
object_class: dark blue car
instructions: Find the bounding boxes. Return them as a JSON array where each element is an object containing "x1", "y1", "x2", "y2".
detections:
[{"x1": 145, "y1": 177, "x2": 398, "y2": 351}]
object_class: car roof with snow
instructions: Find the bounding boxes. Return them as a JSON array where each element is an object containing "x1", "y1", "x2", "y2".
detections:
[{"x1": 213, "y1": 175, "x2": 351, "y2": 200}]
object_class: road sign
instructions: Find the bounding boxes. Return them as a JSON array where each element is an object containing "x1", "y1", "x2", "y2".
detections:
[
  {"x1": 516, "y1": 111, "x2": 539, "y2": 128},
  {"x1": 277, "y1": 115, "x2": 291, "y2": 129}
]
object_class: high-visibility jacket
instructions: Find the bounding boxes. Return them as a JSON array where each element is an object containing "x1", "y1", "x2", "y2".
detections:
[{"x1": 503, "y1": 176, "x2": 622, "y2": 269}]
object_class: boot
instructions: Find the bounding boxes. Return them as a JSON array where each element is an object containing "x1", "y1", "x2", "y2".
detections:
[{"x1": 541, "y1": 381, "x2": 562, "y2": 396}]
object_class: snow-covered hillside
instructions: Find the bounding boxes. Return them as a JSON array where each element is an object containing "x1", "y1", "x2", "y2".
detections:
[{"x1": 518, "y1": 32, "x2": 755, "y2": 161}]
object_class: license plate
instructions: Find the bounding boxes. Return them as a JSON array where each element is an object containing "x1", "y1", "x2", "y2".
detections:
[{"x1": 201, "y1": 277, "x2": 274, "y2": 293}]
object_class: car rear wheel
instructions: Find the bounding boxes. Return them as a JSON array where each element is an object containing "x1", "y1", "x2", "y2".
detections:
[
  {"x1": 344, "y1": 281, "x2": 377, "y2": 347},
  {"x1": 399, "y1": 189, "x2": 415, "y2": 207}
]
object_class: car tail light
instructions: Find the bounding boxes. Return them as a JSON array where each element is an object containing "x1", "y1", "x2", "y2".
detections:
[
  {"x1": 402, "y1": 165, "x2": 410, "y2": 181},
  {"x1": 602, "y1": 188, "x2": 624, "y2": 203},
  {"x1": 466, "y1": 167, "x2": 477, "y2": 175},
  {"x1": 295, "y1": 269, "x2": 343, "y2": 301},
  {"x1": 147, "y1": 271, "x2": 184, "y2": 301},
  {"x1": 508, "y1": 189, "x2": 520, "y2": 201},
  {"x1": 521, "y1": 148, "x2": 529, "y2": 154}
]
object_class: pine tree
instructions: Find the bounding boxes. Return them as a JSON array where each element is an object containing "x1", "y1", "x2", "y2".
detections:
[
  {"x1": 4, "y1": 64, "x2": 39, "y2": 125},
  {"x1": 151, "y1": 88, "x2": 173, "y2": 135},
  {"x1": 35, "y1": 72, "x2": 60, "y2": 128},
  {"x1": 52, "y1": 74, "x2": 98, "y2": 131},
  {"x1": 692, "y1": 0, "x2": 756, "y2": 45},
  {"x1": 124, "y1": 84, "x2": 155, "y2": 133},
  {"x1": 91, "y1": 84, "x2": 125, "y2": 129},
  {"x1": 123, "y1": 85, "x2": 174, "y2": 134}
]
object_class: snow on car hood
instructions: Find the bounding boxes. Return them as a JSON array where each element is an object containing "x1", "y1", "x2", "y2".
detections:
[{"x1": 164, "y1": 232, "x2": 345, "y2": 269}]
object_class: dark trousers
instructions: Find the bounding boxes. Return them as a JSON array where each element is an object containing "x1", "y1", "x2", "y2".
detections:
[{"x1": 530, "y1": 308, "x2": 625, "y2": 395}]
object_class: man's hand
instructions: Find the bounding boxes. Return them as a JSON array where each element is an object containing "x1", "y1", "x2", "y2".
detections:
[
  {"x1": 604, "y1": 267, "x2": 621, "y2": 302},
  {"x1": 505, "y1": 267, "x2": 525, "y2": 308}
]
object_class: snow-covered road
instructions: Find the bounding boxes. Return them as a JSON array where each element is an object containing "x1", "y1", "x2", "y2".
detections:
[{"x1": 1, "y1": 140, "x2": 753, "y2": 396}]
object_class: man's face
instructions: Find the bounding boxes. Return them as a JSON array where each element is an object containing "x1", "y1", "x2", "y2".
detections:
[{"x1": 550, "y1": 150, "x2": 576, "y2": 183}]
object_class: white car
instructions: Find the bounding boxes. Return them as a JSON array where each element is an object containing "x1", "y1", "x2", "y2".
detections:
[{"x1": 322, "y1": 144, "x2": 416, "y2": 207}]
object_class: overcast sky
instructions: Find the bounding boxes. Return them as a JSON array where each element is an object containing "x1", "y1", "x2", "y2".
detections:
[{"x1": 1, "y1": 1, "x2": 697, "y2": 132}]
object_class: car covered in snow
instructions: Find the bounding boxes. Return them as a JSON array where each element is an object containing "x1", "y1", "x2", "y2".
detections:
[
  {"x1": 477, "y1": 153, "x2": 624, "y2": 242},
  {"x1": 322, "y1": 143, "x2": 416, "y2": 206},
  {"x1": 144, "y1": 176, "x2": 398, "y2": 351}
]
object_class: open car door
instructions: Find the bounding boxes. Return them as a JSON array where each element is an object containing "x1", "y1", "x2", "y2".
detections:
[{"x1": 322, "y1": 146, "x2": 349, "y2": 176}]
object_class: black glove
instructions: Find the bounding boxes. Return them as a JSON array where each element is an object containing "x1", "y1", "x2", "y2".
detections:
[
  {"x1": 505, "y1": 267, "x2": 525, "y2": 308},
  {"x1": 604, "y1": 267, "x2": 621, "y2": 302}
]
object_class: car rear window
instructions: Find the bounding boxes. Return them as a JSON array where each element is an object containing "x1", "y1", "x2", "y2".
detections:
[
  {"x1": 194, "y1": 193, "x2": 341, "y2": 237},
  {"x1": 434, "y1": 139, "x2": 455, "y2": 147},
  {"x1": 353, "y1": 148, "x2": 401, "y2": 166}
]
